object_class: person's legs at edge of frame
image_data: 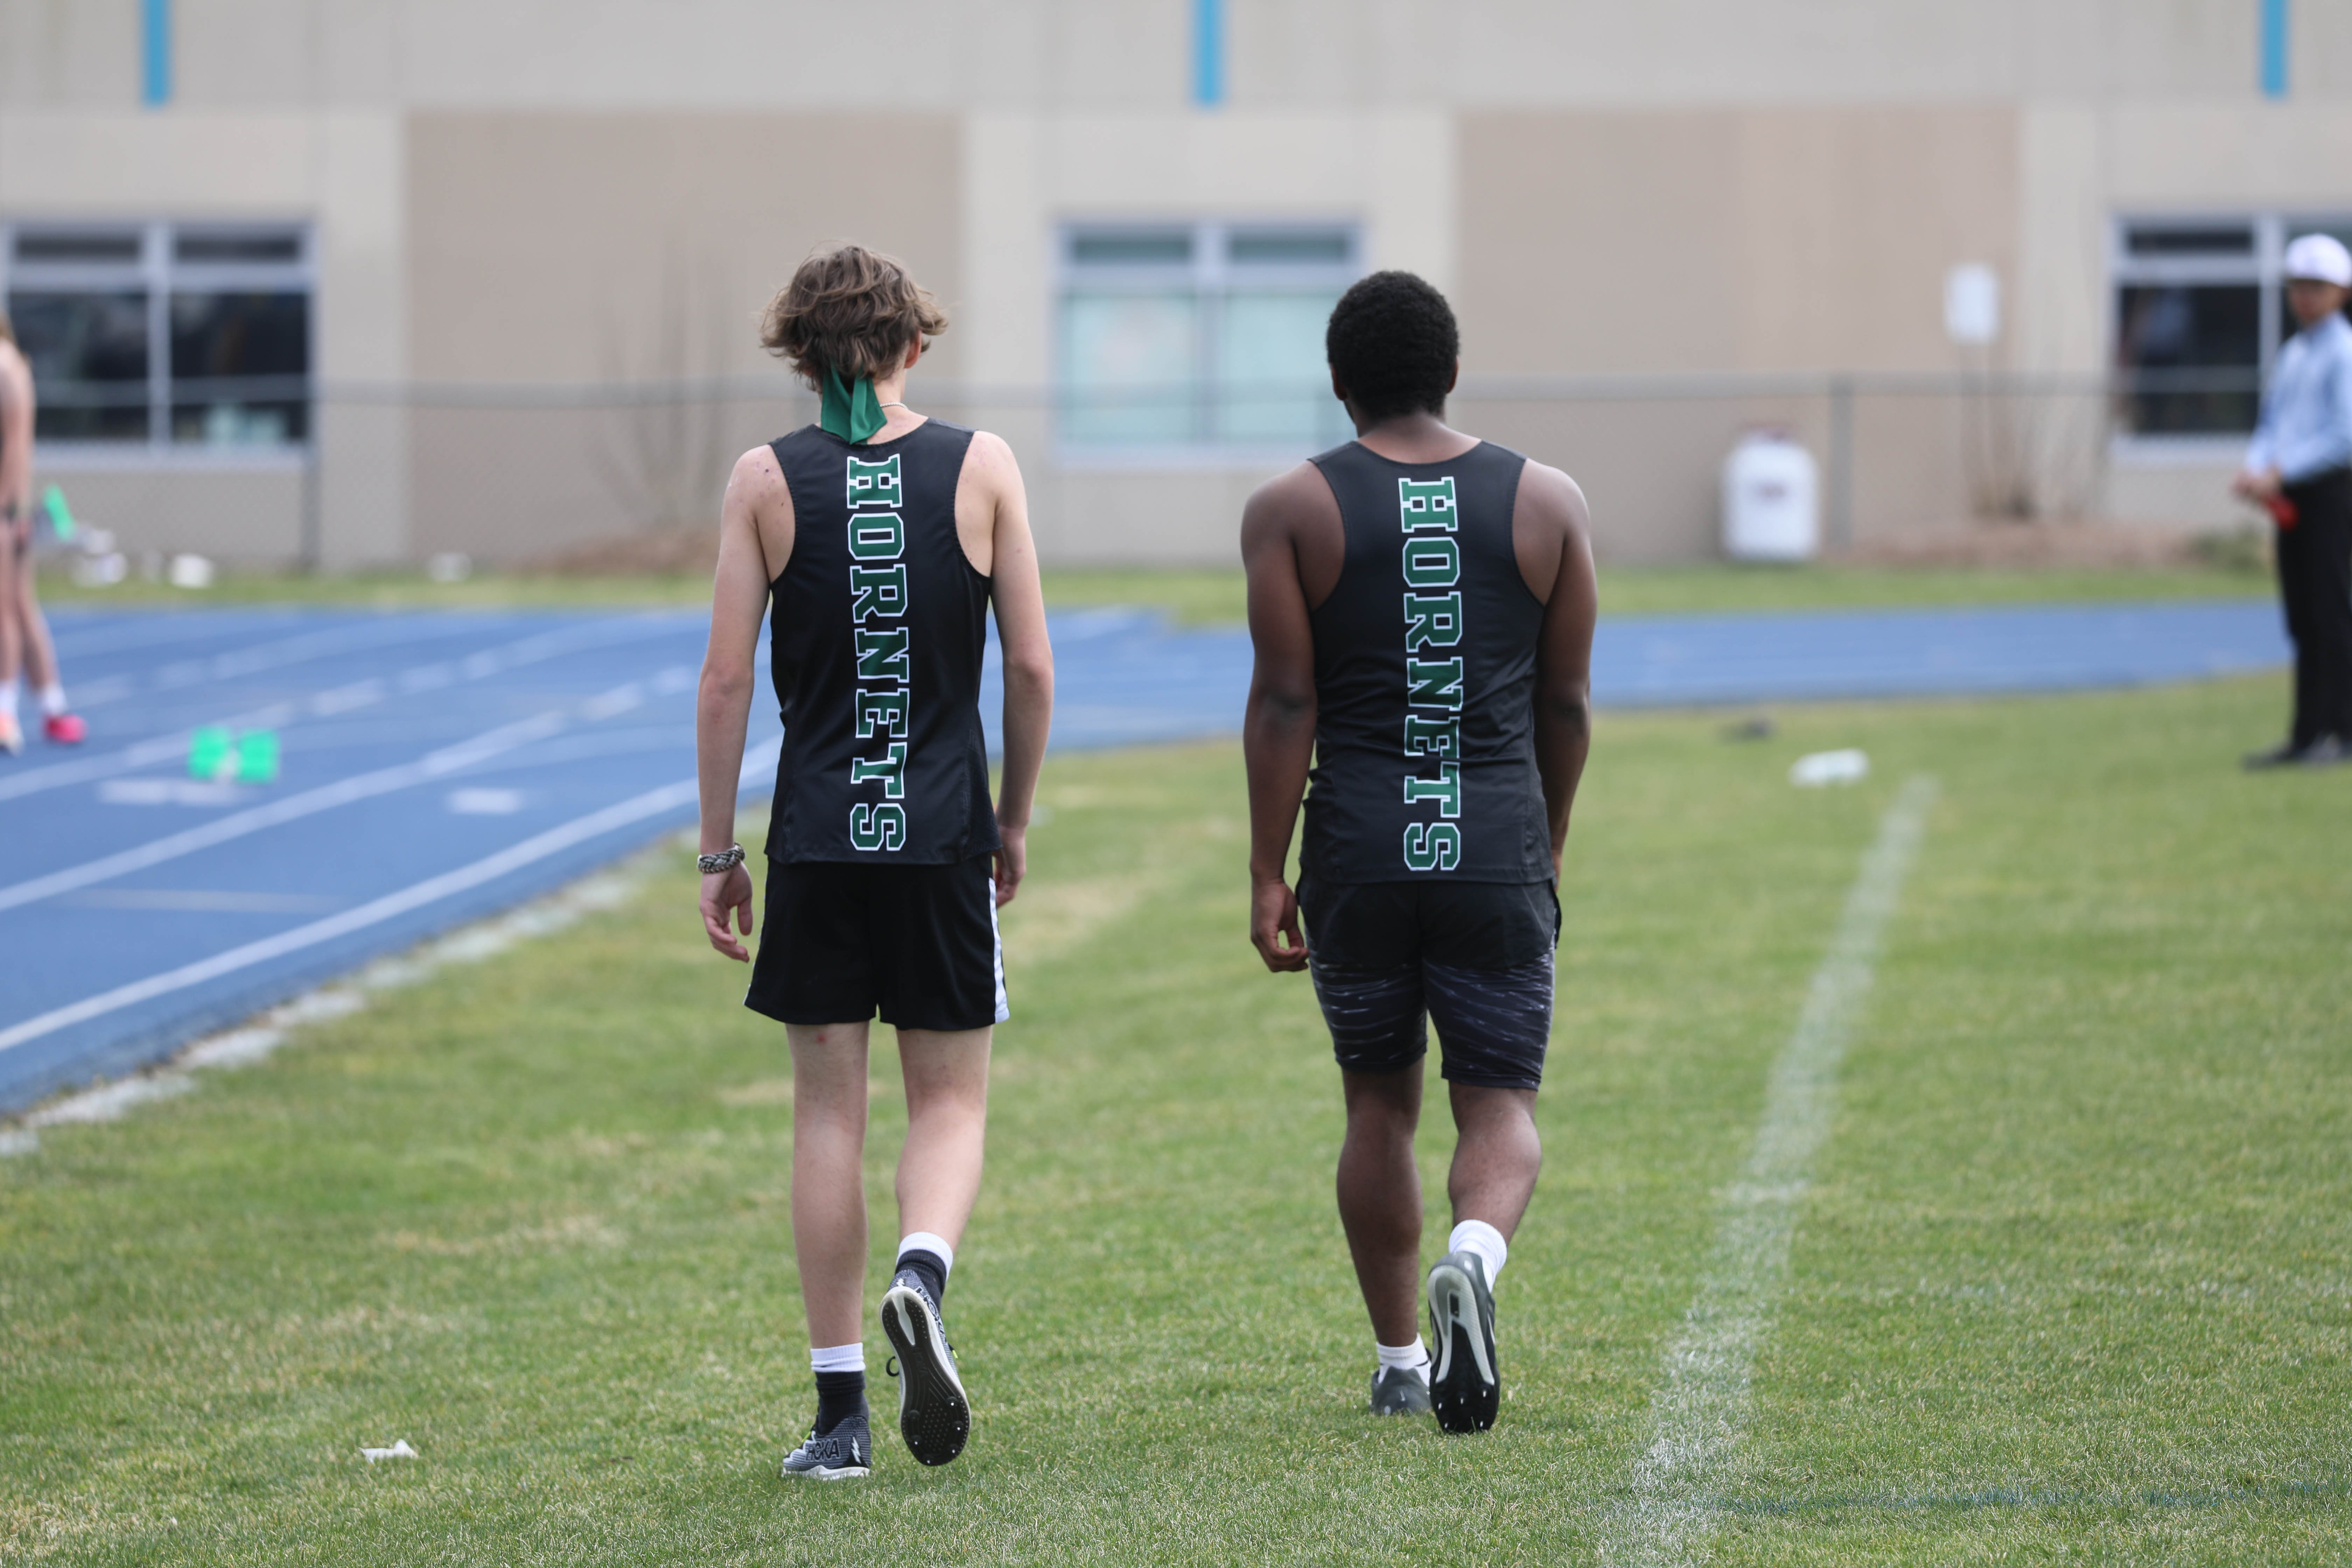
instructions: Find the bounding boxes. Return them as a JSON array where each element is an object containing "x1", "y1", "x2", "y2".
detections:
[
  {"x1": 0, "y1": 512, "x2": 21, "y2": 756},
  {"x1": 10, "y1": 520, "x2": 83, "y2": 747},
  {"x1": 2278, "y1": 467, "x2": 2352, "y2": 763}
]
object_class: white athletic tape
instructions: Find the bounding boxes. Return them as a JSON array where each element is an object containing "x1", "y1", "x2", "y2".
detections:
[
  {"x1": 1597, "y1": 774, "x2": 1938, "y2": 1568},
  {"x1": 0, "y1": 735, "x2": 780, "y2": 1060}
]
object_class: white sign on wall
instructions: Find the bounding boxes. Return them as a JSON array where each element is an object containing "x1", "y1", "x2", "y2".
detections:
[{"x1": 1944, "y1": 264, "x2": 2001, "y2": 346}]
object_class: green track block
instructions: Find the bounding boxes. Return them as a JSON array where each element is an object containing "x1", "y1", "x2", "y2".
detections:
[
  {"x1": 233, "y1": 730, "x2": 280, "y2": 784},
  {"x1": 188, "y1": 726, "x2": 233, "y2": 781},
  {"x1": 39, "y1": 484, "x2": 73, "y2": 543}
]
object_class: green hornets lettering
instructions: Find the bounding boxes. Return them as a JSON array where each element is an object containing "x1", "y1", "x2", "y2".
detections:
[
  {"x1": 1398, "y1": 475, "x2": 1463, "y2": 872},
  {"x1": 846, "y1": 451, "x2": 909, "y2": 852}
]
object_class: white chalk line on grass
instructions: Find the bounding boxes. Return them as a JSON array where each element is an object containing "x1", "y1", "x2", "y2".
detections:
[
  {"x1": 1598, "y1": 773, "x2": 1939, "y2": 1568},
  {"x1": 0, "y1": 734, "x2": 780, "y2": 1061}
]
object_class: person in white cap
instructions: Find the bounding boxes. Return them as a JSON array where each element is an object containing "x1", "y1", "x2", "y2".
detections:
[{"x1": 2235, "y1": 231, "x2": 2352, "y2": 767}]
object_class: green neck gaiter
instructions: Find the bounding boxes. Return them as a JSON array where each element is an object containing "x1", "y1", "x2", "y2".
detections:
[{"x1": 819, "y1": 365, "x2": 889, "y2": 444}]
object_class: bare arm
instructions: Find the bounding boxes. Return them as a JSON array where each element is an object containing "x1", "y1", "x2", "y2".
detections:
[
  {"x1": 978, "y1": 432, "x2": 1054, "y2": 907},
  {"x1": 0, "y1": 353, "x2": 31, "y2": 522},
  {"x1": 1241, "y1": 465, "x2": 1327, "y2": 973},
  {"x1": 1521, "y1": 463, "x2": 1597, "y2": 874},
  {"x1": 696, "y1": 446, "x2": 790, "y2": 961}
]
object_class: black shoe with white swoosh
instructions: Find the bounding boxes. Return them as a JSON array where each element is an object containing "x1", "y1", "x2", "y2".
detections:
[
  {"x1": 881, "y1": 1268, "x2": 971, "y2": 1465},
  {"x1": 1426, "y1": 1250, "x2": 1499, "y2": 1433}
]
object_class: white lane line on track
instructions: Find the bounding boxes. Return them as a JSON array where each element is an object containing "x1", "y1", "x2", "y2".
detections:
[
  {"x1": 0, "y1": 735, "x2": 780, "y2": 1058},
  {"x1": 51, "y1": 613, "x2": 302, "y2": 659},
  {"x1": 0, "y1": 615, "x2": 694, "y2": 804},
  {"x1": 73, "y1": 616, "x2": 487, "y2": 709},
  {"x1": 0, "y1": 668, "x2": 689, "y2": 914},
  {"x1": 1597, "y1": 774, "x2": 1938, "y2": 1568}
]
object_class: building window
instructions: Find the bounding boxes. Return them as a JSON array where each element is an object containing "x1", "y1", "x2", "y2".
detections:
[
  {"x1": 1, "y1": 220, "x2": 311, "y2": 452},
  {"x1": 1058, "y1": 221, "x2": 1357, "y2": 456},
  {"x1": 2112, "y1": 214, "x2": 2352, "y2": 440}
]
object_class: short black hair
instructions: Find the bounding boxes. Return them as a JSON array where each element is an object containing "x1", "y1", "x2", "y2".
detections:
[{"x1": 1325, "y1": 271, "x2": 1459, "y2": 421}]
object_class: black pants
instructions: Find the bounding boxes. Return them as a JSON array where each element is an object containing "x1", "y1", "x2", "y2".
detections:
[{"x1": 2278, "y1": 467, "x2": 2352, "y2": 747}]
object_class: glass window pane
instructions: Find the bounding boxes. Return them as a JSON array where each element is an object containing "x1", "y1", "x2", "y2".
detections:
[
  {"x1": 2124, "y1": 224, "x2": 2254, "y2": 258},
  {"x1": 7, "y1": 290, "x2": 150, "y2": 441},
  {"x1": 1060, "y1": 290, "x2": 1199, "y2": 446},
  {"x1": 1227, "y1": 230, "x2": 1352, "y2": 266},
  {"x1": 169, "y1": 290, "x2": 309, "y2": 444},
  {"x1": 14, "y1": 229, "x2": 142, "y2": 265},
  {"x1": 1070, "y1": 231, "x2": 1192, "y2": 267},
  {"x1": 1215, "y1": 290, "x2": 1344, "y2": 447},
  {"x1": 2115, "y1": 284, "x2": 2259, "y2": 435},
  {"x1": 175, "y1": 230, "x2": 302, "y2": 264}
]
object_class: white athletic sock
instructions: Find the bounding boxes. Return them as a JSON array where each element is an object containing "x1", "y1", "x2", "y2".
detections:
[
  {"x1": 37, "y1": 682, "x2": 65, "y2": 718},
  {"x1": 1448, "y1": 1219, "x2": 1509, "y2": 1288},
  {"x1": 1376, "y1": 1339, "x2": 1430, "y2": 1380},
  {"x1": 0, "y1": 676, "x2": 18, "y2": 721},
  {"x1": 896, "y1": 1231, "x2": 954, "y2": 1277},
  {"x1": 810, "y1": 1341, "x2": 866, "y2": 1374}
]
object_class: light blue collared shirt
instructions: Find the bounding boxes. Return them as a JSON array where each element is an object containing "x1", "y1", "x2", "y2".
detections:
[{"x1": 2246, "y1": 312, "x2": 2352, "y2": 482}]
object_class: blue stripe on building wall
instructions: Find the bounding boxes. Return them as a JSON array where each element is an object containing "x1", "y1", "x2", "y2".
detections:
[
  {"x1": 142, "y1": 0, "x2": 172, "y2": 106},
  {"x1": 1193, "y1": 0, "x2": 1225, "y2": 106},
  {"x1": 2262, "y1": 0, "x2": 2289, "y2": 98}
]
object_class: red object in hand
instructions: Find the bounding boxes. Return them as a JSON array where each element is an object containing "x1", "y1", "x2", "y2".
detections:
[{"x1": 2267, "y1": 493, "x2": 2300, "y2": 530}]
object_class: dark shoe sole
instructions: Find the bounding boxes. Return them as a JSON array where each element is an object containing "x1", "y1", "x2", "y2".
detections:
[
  {"x1": 1427, "y1": 1260, "x2": 1499, "y2": 1433},
  {"x1": 882, "y1": 1285, "x2": 970, "y2": 1465}
]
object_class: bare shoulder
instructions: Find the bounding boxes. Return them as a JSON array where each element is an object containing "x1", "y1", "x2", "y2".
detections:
[
  {"x1": 1242, "y1": 460, "x2": 1336, "y2": 545},
  {"x1": 958, "y1": 427, "x2": 1022, "y2": 489},
  {"x1": 1516, "y1": 458, "x2": 1591, "y2": 537},
  {"x1": 725, "y1": 443, "x2": 789, "y2": 511}
]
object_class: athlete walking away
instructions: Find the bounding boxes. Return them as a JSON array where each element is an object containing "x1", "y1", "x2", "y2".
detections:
[
  {"x1": 1242, "y1": 272, "x2": 1596, "y2": 1432},
  {"x1": 695, "y1": 244, "x2": 1054, "y2": 1479},
  {"x1": 0, "y1": 312, "x2": 86, "y2": 756}
]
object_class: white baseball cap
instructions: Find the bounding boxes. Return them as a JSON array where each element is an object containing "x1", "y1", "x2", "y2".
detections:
[{"x1": 2284, "y1": 233, "x2": 2352, "y2": 287}]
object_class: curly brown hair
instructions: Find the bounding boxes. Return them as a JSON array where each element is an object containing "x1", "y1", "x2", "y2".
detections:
[{"x1": 760, "y1": 244, "x2": 947, "y2": 388}]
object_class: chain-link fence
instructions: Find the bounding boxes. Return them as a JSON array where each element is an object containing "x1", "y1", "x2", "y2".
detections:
[{"x1": 31, "y1": 370, "x2": 2263, "y2": 573}]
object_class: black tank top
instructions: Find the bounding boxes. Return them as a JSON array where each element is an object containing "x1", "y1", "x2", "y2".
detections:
[
  {"x1": 1301, "y1": 439, "x2": 1550, "y2": 884},
  {"x1": 765, "y1": 418, "x2": 1001, "y2": 864}
]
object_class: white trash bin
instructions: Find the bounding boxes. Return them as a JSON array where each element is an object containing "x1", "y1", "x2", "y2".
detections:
[{"x1": 1722, "y1": 430, "x2": 1820, "y2": 562}]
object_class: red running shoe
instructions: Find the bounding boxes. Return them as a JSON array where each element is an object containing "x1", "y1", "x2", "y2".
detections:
[{"x1": 42, "y1": 713, "x2": 86, "y2": 744}]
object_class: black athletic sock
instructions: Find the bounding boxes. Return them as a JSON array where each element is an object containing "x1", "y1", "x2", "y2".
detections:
[
  {"x1": 895, "y1": 1247, "x2": 949, "y2": 1307},
  {"x1": 814, "y1": 1369, "x2": 866, "y2": 1434}
]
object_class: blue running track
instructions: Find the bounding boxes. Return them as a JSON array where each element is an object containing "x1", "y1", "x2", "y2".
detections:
[{"x1": 0, "y1": 597, "x2": 2287, "y2": 1112}]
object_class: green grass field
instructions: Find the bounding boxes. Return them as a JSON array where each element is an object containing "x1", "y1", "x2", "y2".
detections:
[
  {"x1": 5, "y1": 675, "x2": 2349, "y2": 1564},
  {"x1": 38, "y1": 558, "x2": 2271, "y2": 622}
]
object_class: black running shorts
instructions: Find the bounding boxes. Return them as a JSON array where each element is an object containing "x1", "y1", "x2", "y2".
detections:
[
  {"x1": 745, "y1": 854, "x2": 1008, "y2": 1032},
  {"x1": 1295, "y1": 877, "x2": 1558, "y2": 1091}
]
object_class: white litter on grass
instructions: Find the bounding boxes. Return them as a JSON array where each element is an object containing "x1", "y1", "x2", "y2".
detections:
[
  {"x1": 0, "y1": 848, "x2": 669, "y2": 1156},
  {"x1": 1596, "y1": 776, "x2": 1937, "y2": 1567},
  {"x1": 360, "y1": 1440, "x2": 418, "y2": 1463},
  {"x1": 1789, "y1": 748, "x2": 1870, "y2": 788}
]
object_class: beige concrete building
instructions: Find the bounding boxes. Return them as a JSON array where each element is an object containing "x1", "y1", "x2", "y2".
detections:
[{"x1": 3, "y1": 0, "x2": 2349, "y2": 567}]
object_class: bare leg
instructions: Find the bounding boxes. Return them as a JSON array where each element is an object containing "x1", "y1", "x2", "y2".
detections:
[
  {"x1": 1446, "y1": 1083, "x2": 1542, "y2": 1239},
  {"x1": 0, "y1": 527, "x2": 21, "y2": 696},
  {"x1": 789, "y1": 1021, "x2": 871, "y2": 1348},
  {"x1": 1337, "y1": 1062, "x2": 1425, "y2": 1346},
  {"x1": 893, "y1": 1025, "x2": 991, "y2": 1248},
  {"x1": 14, "y1": 548, "x2": 57, "y2": 691}
]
